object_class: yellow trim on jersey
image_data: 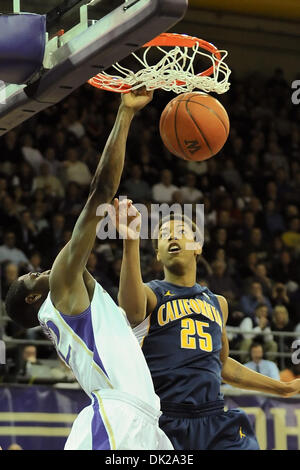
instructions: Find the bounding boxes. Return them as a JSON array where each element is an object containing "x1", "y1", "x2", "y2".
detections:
[
  {"x1": 53, "y1": 308, "x2": 113, "y2": 389},
  {"x1": 0, "y1": 412, "x2": 76, "y2": 422},
  {"x1": 94, "y1": 391, "x2": 116, "y2": 450},
  {"x1": 0, "y1": 426, "x2": 70, "y2": 436}
]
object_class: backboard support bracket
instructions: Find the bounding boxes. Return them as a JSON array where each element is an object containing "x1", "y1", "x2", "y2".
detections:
[{"x1": 0, "y1": 0, "x2": 188, "y2": 136}]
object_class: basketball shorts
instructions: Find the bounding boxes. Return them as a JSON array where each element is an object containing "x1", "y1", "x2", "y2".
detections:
[
  {"x1": 159, "y1": 400, "x2": 260, "y2": 450},
  {"x1": 65, "y1": 389, "x2": 173, "y2": 450}
]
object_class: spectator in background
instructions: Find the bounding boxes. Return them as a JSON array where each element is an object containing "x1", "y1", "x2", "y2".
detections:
[
  {"x1": 240, "y1": 281, "x2": 272, "y2": 319},
  {"x1": 28, "y1": 252, "x2": 43, "y2": 274},
  {"x1": 244, "y1": 342, "x2": 280, "y2": 380},
  {"x1": 13, "y1": 187, "x2": 26, "y2": 214},
  {"x1": 264, "y1": 199, "x2": 286, "y2": 236},
  {"x1": 123, "y1": 164, "x2": 151, "y2": 202},
  {"x1": 180, "y1": 172, "x2": 203, "y2": 203},
  {"x1": 236, "y1": 211, "x2": 256, "y2": 243},
  {"x1": 139, "y1": 146, "x2": 159, "y2": 186},
  {"x1": 265, "y1": 181, "x2": 279, "y2": 204},
  {"x1": 59, "y1": 182, "x2": 83, "y2": 224},
  {"x1": 32, "y1": 163, "x2": 65, "y2": 199},
  {"x1": 202, "y1": 196, "x2": 217, "y2": 228},
  {"x1": 0, "y1": 130, "x2": 22, "y2": 172},
  {"x1": 67, "y1": 108, "x2": 85, "y2": 139},
  {"x1": 53, "y1": 130, "x2": 68, "y2": 161},
  {"x1": 271, "y1": 306, "x2": 294, "y2": 359},
  {"x1": 31, "y1": 205, "x2": 49, "y2": 234},
  {"x1": 12, "y1": 161, "x2": 35, "y2": 198},
  {"x1": 152, "y1": 169, "x2": 178, "y2": 203},
  {"x1": 206, "y1": 228, "x2": 228, "y2": 260},
  {"x1": 44, "y1": 147, "x2": 60, "y2": 176},
  {"x1": 18, "y1": 344, "x2": 40, "y2": 376},
  {"x1": 281, "y1": 217, "x2": 300, "y2": 251},
  {"x1": 1, "y1": 263, "x2": 19, "y2": 300},
  {"x1": 0, "y1": 195, "x2": 20, "y2": 230},
  {"x1": 36, "y1": 214, "x2": 66, "y2": 264},
  {"x1": 21, "y1": 133, "x2": 45, "y2": 174},
  {"x1": 250, "y1": 263, "x2": 273, "y2": 298},
  {"x1": 238, "y1": 303, "x2": 278, "y2": 363},
  {"x1": 85, "y1": 251, "x2": 113, "y2": 294},
  {"x1": 271, "y1": 250, "x2": 300, "y2": 284},
  {"x1": 268, "y1": 235, "x2": 284, "y2": 263},
  {"x1": 239, "y1": 252, "x2": 258, "y2": 280},
  {"x1": 271, "y1": 283, "x2": 290, "y2": 309},
  {"x1": 236, "y1": 183, "x2": 254, "y2": 210},
  {"x1": 263, "y1": 142, "x2": 288, "y2": 174},
  {"x1": 0, "y1": 232, "x2": 29, "y2": 268},
  {"x1": 15, "y1": 210, "x2": 38, "y2": 254},
  {"x1": 274, "y1": 167, "x2": 292, "y2": 201},
  {"x1": 208, "y1": 260, "x2": 238, "y2": 306},
  {"x1": 80, "y1": 136, "x2": 98, "y2": 173},
  {"x1": 61, "y1": 147, "x2": 92, "y2": 187},
  {"x1": 221, "y1": 158, "x2": 243, "y2": 190},
  {"x1": 245, "y1": 227, "x2": 268, "y2": 262}
]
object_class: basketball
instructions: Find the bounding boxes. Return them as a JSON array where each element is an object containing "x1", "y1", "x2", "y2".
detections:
[{"x1": 159, "y1": 92, "x2": 230, "y2": 161}]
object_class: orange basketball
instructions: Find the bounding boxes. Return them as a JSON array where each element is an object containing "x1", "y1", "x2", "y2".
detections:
[{"x1": 159, "y1": 92, "x2": 230, "y2": 161}]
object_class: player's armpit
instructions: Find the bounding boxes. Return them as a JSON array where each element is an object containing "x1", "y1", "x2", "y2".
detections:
[{"x1": 145, "y1": 285, "x2": 158, "y2": 316}]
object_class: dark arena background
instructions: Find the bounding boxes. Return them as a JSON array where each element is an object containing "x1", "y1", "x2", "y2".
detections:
[{"x1": 0, "y1": 0, "x2": 300, "y2": 451}]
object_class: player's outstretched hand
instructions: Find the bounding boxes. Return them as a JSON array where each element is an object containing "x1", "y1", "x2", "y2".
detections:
[
  {"x1": 282, "y1": 378, "x2": 300, "y2": 397},
  {"x1": 121, "y1": 87, "x2": 153, "y2": 113},
  {"x1": 109, "y1": 198, "x2": 141, "y2": 240}
]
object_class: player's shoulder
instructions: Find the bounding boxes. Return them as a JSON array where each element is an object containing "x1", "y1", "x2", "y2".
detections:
[{"x1": 201, "y1": 289, "x2": 229, "y2": 323}]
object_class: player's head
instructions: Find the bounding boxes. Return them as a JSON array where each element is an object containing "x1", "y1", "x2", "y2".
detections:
[
  {"x1": 5, "y1": 271, "x2": 51, "y2": 328},
  {"x1": 152, "y1": 214, "x2": 203, "y2": 275}
]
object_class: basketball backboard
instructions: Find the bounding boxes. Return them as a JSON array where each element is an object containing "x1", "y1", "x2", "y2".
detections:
[{"x1": 0, "y1": 0, "x2": 188, "y2": 136}]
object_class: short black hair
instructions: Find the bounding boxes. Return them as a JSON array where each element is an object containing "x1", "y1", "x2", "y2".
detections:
[
  {"x1": 151, "y1": 213, "x2": 203, "y2": 252},
  {"x1": 5, "y1": 280, "x2": 39, "y2": 329},
  {"x1": 250, "y1": 341, "x2": 264, "y2": 353}
]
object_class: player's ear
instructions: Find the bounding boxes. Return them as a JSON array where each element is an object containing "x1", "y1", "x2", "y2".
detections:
[
  {"x1": 156, "y1": 249, "x2": 161, "y2": 262},
  {"x1": 25, "y1": 293, "x2": 42, "y2": 304}
]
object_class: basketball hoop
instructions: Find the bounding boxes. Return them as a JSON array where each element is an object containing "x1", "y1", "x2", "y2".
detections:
[{"x1": 88, "y1": 33, "x2": 231, "y2": 94}]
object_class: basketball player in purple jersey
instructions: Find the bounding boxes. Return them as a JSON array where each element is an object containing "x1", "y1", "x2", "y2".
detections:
[
  {"x1": 114, "y1": 198, "x2": 300, "y2": 450},
  {"x1": 4, "y1": 90, "x2": 173, "y2": 450}
]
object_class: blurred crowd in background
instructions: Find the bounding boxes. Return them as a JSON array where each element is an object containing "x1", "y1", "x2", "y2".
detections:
[{"x1": 0, "y1": 68, "x2": 300, "y2": 383}]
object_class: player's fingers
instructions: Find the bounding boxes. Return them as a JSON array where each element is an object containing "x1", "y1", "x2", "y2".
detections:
[
  {"x1": 147, "y1": 89, "x2": 154, "y2": 99},
  {"x1": 132, "y1": 84, "x2": 145, "y2": 95}
]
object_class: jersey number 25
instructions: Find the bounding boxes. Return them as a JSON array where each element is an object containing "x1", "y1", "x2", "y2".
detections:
[{"x1": 180, "y1": 318, "x2": 213, "y2": 352}]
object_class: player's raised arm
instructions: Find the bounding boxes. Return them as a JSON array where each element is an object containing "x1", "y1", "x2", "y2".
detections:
[
  {"x1": 50, "y1": 90, "x2": 153, "y2": 311},
  {"x1": 112, "y1": 198, "x2": 157, "y2": 327},
  {"x1": 218, "y1": 295, "x2": 300, "y2": 397}
]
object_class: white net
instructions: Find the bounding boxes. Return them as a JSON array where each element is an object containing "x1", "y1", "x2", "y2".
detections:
[{"x1": 89, "y1": 41, "x2": 231, "y2": 94}]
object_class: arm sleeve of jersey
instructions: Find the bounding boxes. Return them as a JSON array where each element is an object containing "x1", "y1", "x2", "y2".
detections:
[
  {"x1": 209, "y1": 289, "x2": 225, "y2": 326},
  {"x1": 145, "y1": 280, "x2": 163, "y2": 312}
]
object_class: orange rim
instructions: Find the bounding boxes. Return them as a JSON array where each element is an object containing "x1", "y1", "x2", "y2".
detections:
[
  {"x1": 88, "y1": 32, "x2": 222, "y2": 91},
  {"x1": 144, "y1": 33, "x2": 222, "y2": 77}
]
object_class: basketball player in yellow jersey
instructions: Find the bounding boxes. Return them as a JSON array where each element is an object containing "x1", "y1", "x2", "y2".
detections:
[{"x1": 114, "y1": 199, "x2": 300, "y2": 450}]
